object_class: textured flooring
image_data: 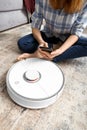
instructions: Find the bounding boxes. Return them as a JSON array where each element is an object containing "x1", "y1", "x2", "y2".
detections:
[{"x1": 0, "y1": 24, "x2": 87, "y2": 130}]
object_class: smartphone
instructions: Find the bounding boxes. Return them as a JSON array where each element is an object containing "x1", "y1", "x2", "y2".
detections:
[{"x1": 39, "y1": 47, "x2": 53, "y2": 53}]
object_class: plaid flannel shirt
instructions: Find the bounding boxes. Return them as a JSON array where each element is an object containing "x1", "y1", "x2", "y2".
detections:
[{"x1": 31, "y1": 0, "x2": 87, "y2": 41}]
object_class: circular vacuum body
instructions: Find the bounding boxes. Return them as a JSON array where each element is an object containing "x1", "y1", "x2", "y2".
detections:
[{"x1": 6, "y1": 58, "x2": 64, "y2": 109}]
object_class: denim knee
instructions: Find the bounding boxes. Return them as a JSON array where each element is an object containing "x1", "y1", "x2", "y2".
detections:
[{"x1": 17, "y1": 35, "x2": 39, "y2": 53}]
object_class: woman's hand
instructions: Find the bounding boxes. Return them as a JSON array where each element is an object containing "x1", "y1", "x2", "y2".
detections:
[
  {"x1": 38, "y1": 48, "x2": 62, "y2": 60},
  {"x1": 38, "y1": 47, "x2": 52, "y2": 60},
  {"x1": 39, "y1": 41, "x2": 48, "y2": 48},
  {"x1": 50, "y1": 49, "x2": 62, "y2": 58}
]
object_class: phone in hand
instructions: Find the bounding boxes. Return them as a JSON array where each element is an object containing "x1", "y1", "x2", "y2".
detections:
[{"x1": 39, "y1": 46, "x2": 53, "y2": 53}]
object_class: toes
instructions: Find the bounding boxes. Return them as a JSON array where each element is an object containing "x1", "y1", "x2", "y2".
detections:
[{"x1": 17, "y1": 53, "x2": 30, "y2": 61}]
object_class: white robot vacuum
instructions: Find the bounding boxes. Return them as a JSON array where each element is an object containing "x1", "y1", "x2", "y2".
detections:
[{"x1": 6, "y1": 58, "x2": 64, "y2": 109}]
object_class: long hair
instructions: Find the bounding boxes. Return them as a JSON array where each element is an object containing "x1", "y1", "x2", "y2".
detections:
[{"x1": 49, "y1": 0, "x2": 84, "y2": 13}]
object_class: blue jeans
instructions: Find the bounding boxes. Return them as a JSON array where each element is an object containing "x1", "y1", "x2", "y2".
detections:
[{"x1": 17, "y1": 32, "x2": 87, "y2": 62}]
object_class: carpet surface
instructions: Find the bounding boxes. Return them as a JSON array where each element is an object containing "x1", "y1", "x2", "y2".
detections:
[{"x1": 0, "y1": 24, "x2": 87, "y2": 130}]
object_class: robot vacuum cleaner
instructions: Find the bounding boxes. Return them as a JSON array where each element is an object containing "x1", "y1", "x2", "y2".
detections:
[{"x1": 6, "y1": 58, "x2": 64, "y2": 109}]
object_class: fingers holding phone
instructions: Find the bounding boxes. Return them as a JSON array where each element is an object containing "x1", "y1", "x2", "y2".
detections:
[
  {"x1": 39, "y1": 46, "x2": 53, "y2": 53},
  {"x1": 38, "y1": 46, "x2": 53, "y2": 60}
]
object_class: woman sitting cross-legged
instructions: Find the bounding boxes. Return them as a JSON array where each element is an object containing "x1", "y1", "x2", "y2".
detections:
[{"x1": 17, "y1": 0, "x2": 87, "y2": 62}]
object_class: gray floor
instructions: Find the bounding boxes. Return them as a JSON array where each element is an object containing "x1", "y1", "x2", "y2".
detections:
[{"x1": 0, "y1": 24, "x2": 87, "y2": 130}]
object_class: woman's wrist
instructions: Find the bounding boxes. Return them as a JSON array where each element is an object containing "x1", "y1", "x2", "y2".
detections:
[
  {"x1": 39, "y1": 41, "x2": 45, "y2": 45},
  {"x1": 39, "y1": 41, "x2": 48, "y2": 47},
  {"x1": 56, "y1": 48, "x2": 63, "y2": 55}
]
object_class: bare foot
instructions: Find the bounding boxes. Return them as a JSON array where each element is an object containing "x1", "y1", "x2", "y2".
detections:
[
  {"x1": 17, "y1": 50, "x2": 44, "y2": 61},
  {"x1": 17, "y1": 53, "x2": 34, "y2": 61}
]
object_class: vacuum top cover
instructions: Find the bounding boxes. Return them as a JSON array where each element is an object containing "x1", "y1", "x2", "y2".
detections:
[{"x1": 6, "y1": 58, "x2": 64, "y2": 108}]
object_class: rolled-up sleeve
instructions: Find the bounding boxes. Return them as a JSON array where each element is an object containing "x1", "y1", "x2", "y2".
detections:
[
  {"x1": 71, "y1": 3, "x2": 87, "y2": 37},
  {"x1": 31, "y1": 0, "x2": 43, "y2": 29}
]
